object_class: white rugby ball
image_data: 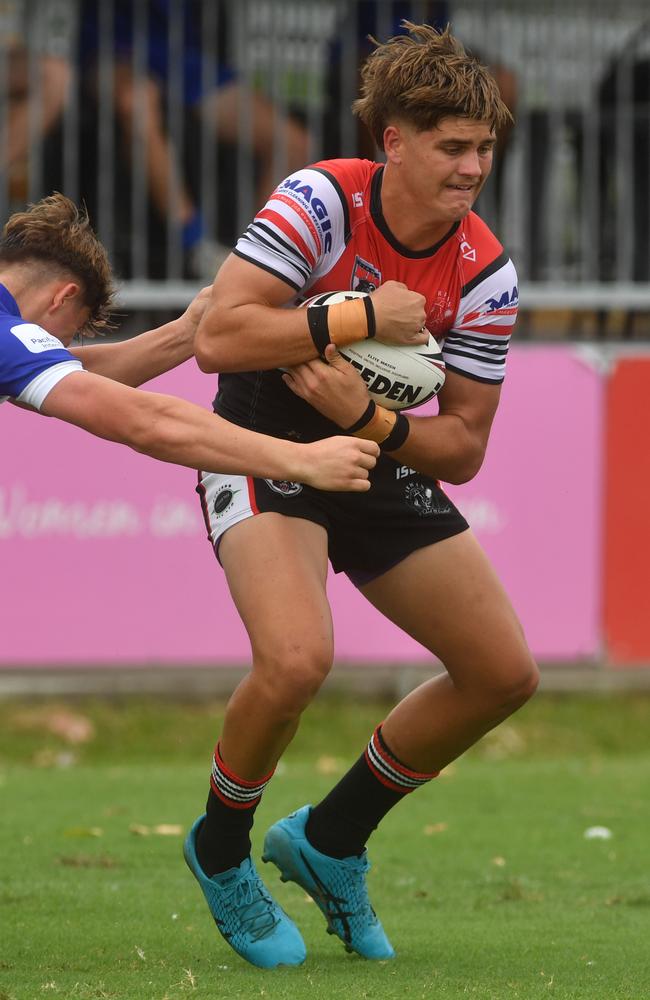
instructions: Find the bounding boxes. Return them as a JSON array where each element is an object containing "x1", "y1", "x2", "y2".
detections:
[{"x1": 302, "y1": 290, "x2": 445, "y2": 410}]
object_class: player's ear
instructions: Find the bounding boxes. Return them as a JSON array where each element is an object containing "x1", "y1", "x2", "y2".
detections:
[
  {"x1": 383, "y1": 125, "x2": 403, "y2": 164},
  {"x1": 51, "y1": 281, "x2": 83, "y2": 311}
]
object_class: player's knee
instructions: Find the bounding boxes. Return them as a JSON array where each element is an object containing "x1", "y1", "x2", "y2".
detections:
[
  {"x1": 254, "y1": 642, "x2": 333, "y2": 716},
  {"x1": 491, "y1": 655, "x2": 539, "y2": 712}
]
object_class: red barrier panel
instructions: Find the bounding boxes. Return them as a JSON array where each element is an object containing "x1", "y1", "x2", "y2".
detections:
[{"x1": 604, "y1": 358, "x2": 650, "y2": 664}]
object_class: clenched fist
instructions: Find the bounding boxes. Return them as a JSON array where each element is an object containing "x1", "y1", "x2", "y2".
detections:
[{"x1": 369, "y1": 281, "x2": 428, "y2": 345}]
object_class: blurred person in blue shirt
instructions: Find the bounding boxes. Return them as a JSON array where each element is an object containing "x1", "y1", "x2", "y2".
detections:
[
  {"x1": 321, "y1": 1, "x2": 516, "y2": 191},
  {"x1": 79, "y1": 0, "x2": 310, "y2": 280},
  {"x1": 0, "y1": 0, "x2": 78, "y2": 199}
]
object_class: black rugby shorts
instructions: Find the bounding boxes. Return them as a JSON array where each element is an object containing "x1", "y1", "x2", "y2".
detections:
[{"x1": 198, "y1": 454, "x2": 469, "y2": 587}]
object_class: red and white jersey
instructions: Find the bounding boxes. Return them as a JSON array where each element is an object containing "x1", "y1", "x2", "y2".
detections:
[
  {"x1": 217, "y1": 158, "x2": 517, "y2": 439},
  {"x1": 235, "y1": 158, "x2": 517, "y2": 384}
]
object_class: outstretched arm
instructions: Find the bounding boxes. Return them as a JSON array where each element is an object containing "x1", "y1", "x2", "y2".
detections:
[
  {"x1": 37, "y1": 370, "x2": 378, "y2": 491},
  {"x1": 68, "y1": 287, "x2": 211, "y2": 387}
]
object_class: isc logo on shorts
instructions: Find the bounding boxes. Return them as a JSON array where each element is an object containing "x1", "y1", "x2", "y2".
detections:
[{"x1": 264, "y1": 479, "x2": 303, "y2": 497}]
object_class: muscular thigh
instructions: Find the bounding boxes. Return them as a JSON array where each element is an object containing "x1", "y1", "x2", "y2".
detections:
[
  {"x1": 219, "y1": 512, "x2": 332, "y2": 659},
  {"x1": 360, "y1": 529, "x2": 532, "y2": 685}
]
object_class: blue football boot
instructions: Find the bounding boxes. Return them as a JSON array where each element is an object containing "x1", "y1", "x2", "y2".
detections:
[
  {"x1": 262, "y1": 805, "x2": 395, "y2": 959},
  {"x1": 184, "y1": 815, "x2": 306, "y2": 968}
]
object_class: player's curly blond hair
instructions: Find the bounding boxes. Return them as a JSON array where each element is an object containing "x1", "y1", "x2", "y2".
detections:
[
  {"x1": 352, "y1": 22, "x2": 513, "y2": 150},
  {"x1": 0, "y1": 193, "x2": 115, "y2": 333}
]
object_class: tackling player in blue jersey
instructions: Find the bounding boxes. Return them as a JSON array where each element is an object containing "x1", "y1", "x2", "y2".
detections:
[{"x1": 0, "y1": 194, "x2": 377, "y2": 489}]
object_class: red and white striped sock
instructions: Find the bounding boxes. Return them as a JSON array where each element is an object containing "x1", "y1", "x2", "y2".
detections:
[
  {"x1": 209, "y1": 742, "x2": 274, "y2": 808},
  {"x1": 306, "y1": 724, "x2": 438, "y2": 859},
  {"x1": 364, "y1": 724, "x2": 439, "y2": 793},
  {"x1": 196, "y1": 742, "x2": 275, "y2": 875}
]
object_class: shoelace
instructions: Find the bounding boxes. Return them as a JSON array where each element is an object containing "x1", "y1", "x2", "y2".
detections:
[{"x1": 222, "y1": 872, "x2": 280, "y2": 942}]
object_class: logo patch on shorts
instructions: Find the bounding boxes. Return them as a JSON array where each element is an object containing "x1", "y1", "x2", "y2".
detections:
[
  {"x1": 213, "y1": 486, "x2": 240, "y2": 516},
  {"x1": 404, "y1": 482, "x2": 451, "y2": 517},
  {"x1": 264, "y1": 479, "x2": 303, "y2": 497}
]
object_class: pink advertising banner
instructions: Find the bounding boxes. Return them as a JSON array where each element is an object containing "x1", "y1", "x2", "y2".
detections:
[{"x1": 1, "y1": 346, "x2": 602, "y2": 667}]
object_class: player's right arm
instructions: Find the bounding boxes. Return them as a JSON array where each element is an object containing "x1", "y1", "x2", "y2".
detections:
[
  {"x1": 195, "y1": 257, "x2": 427, "y2": 375},
  {"x1": 194, "y1": 165, "x2": 429, "y2": 374},
  {"x1": 37, "y1": 371, "x2": 378, "y2": 490},
  {"x1": 201, "y1": 258, "x2": 428, "y2": 373}
]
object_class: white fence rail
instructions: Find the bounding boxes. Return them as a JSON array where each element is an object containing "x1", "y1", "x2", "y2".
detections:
[{"x1": 2, "y1": 0, "x2": 650, "y2": 307}]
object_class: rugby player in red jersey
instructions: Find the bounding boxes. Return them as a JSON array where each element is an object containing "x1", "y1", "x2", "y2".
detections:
[{"x1": 185, "y1": 23, "x2": 538, "y2": 968}]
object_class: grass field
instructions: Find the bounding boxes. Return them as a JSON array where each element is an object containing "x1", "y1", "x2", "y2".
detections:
[{"x1": 1, "y1": 692, "x2": 649, "y2": 1000}]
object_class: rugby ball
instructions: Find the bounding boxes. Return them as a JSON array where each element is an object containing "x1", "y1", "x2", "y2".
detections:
[{"x1": 302, "y1": 290, "x2": 446, "y2": 410}]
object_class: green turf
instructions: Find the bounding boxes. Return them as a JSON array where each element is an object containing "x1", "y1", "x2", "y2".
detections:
[{"x1": 1, "y1": 693, "x2": 649, "y2": 999}]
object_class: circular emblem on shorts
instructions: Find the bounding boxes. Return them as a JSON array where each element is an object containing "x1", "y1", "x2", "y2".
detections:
[
  {"x1": 404, "y1": 481, "x2": 451, "y2": 517},
  {"x1": 264, "y1": 479, "x2": 303, "y2": 497},
  {"x1": 213, "y1": 488, "x2": 234, "y2": 515}
]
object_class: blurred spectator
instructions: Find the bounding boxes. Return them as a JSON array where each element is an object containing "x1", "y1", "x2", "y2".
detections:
[
  {"x1": 0, "y1": 0, "x2": 78, "y2": 202},
  {"x1": 598, "y1": 24, "x2": 650, "y2": 282},
  {"x1": 321, "y1": 1, "x2": 516, "y2": 172},
  {"x1": 80, "y1": 0, "x2": 310, "y2": 280}
]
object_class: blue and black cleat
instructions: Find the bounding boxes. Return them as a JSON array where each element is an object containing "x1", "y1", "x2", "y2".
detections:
[
  {"x1": 184, "y1": 815, "x2": 306, "y2": 969},
  {"x1": 262, "y1": 805, "x2": 395, "y2": 960}
]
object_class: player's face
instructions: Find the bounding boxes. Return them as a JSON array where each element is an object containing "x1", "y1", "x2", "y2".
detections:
[{"x1": 390, "y1": 117, "x2": 496, "y2": 223}]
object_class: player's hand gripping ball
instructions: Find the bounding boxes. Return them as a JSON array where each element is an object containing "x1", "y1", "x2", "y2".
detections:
[{"x1": 302, "y1": 290, "x2": 445, "y2": 410}]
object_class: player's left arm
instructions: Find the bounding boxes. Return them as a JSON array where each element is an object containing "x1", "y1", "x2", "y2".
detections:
[
  {"x1": 385, "y1": 371, "x2": 501, "y2": 483},
  {"x1": 284, "y1": 349, "x2": 500, "y2": 484},
  {"x1": 68, "y1": 286, "x2": 211, "y2": 387}
]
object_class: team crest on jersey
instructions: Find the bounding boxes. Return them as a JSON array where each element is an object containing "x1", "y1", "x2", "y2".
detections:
[
  {"x1": 265, "y1": 479, "x2": 303, "y2": 497},
  {"x1": 351, "y1": 256, "x2": 381, "y2": 293},
  {"x1": 425, "y1": 290, "x2": 454, "y2": 334},
  {"x1": 404, "y1": 482, "x2": 451, "y2": 517}
]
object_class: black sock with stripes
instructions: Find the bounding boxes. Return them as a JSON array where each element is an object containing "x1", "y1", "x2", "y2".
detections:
[
  {"x1": 305, "y1": 724, "x2": 438, "y2": 859},
  {"x1": 195, "y1": 742, "x2": 274, "y2": 877}
]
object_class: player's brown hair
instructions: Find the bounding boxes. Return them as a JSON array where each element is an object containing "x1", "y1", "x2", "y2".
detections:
[
  {"x1": 0, "y1": 193, "x2": 115, "y2": 333},
  {"x1": 352, "y1": 22, "x2": 512, "y2": 150}
]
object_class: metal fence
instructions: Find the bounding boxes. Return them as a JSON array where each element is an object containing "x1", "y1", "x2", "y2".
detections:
[{"x1": 1, "y1": 0, "x2": 650, "y2": 313}]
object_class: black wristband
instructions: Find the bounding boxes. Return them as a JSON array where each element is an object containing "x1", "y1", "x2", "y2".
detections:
[
  {"x1": 307, "y1": 305, "x2": 332, "y2": 355},
  {"x1": 362, "y1": 296, "x2": 376, "y2": 338},
  {"x1": 380, "y1": 412, "x2": 410, "y2": 452},
  {"x1": 345, "y1": 400, "x2": 376, "y2": 434}
]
